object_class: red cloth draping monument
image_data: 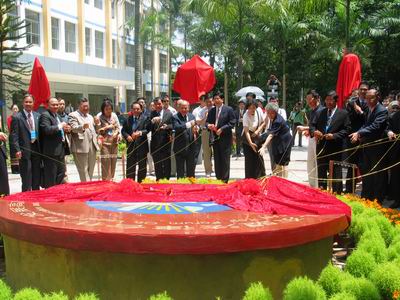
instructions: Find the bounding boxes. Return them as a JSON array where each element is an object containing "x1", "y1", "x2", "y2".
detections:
[
  {"x1": 336, "y1": 53, "x2": 362, "y2": 108},
  {"x1": 1, "y1": 177, "x2": 350, "y2": 254},
  {"x1": 173, "y1": 55, "x2": 216, "y2": 104},
  {"x1": 5, "y1": 177, "x2": 350, "y2": 219},
  {"x1": 28, "y1": 57, "x2": 51, "y2": 111}
]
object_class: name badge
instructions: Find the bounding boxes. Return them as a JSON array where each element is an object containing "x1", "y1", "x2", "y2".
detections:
[{"x1": 30, "y1": 130, "x2": 37, "y2": 140}]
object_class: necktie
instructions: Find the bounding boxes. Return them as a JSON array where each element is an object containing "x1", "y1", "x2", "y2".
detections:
[
  {"x1": 132, "y1": 117, "x2": 138, "y2": 131},
  {"x1": 216, "y1": 107, "x2": 220, "y2": 127},
  {"x1": 27, "y1": 112, "x2": 33, "y2": 130}
]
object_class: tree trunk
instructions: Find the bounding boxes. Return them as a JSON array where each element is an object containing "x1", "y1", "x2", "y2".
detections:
[
  {"x1": 224, "y1": 56, "x2": 229, "y2": 105},
  {"x1": 134, "y1": 0, "x2": 143, "y2": 99},
  {"x1": 345, "y1": 0, "x2": 350, "y2": 50},
  {"x1": 168, "y1": 14, "x2": 173, "y2": 97},
  {"x1": 236, "y1": 4, "x2": 243, "y2": 90},
  {"x1": 282, "y1": 53, "x2": 287, "y2": 110},
  {"x1": 209, "y1": 53, "x2": 215, "y2": 68}
]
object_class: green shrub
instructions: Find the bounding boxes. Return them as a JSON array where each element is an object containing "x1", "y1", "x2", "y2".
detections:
[
  {"x1": 388, "y1": 241, "x2": 400, "y2": 261},
  {"x1": 346, "y1": 202, "x2": 365, "y2": 216},
  {"x1": 43, "y1": 291, "x2": 69, "y2": 300},
  {"x1": 243, "y1": 282, "x2": 273, "y2": 300},
  {"x1": 391, "y1": 225, "x2": 400, "y2": 244},
  {"x1": 340, "y1": 277, "x2": 380, "y2": 300},
  {"x1": 369, "y1": 262, "x2": 400, "y2": 299},
  {"x1": 373, "y1": 215, "x2": 395, "y2": 246},
  {"x1": 148, "y1": 291, "x2": 174, "y2": 300},
  {"x1": 0, "y1": 279, "x2": 12, "y2": 300},
  {"x1": 345, "y1": 249, "x2": 376, "y2": 278},
  {"x1": 13, "y1": 288, "x2": 42, "y2": 300},
  {"x1": 357, "y1": 230, "x2": 388, "y2": 263},
  {"x1": 73, "y1": 293, "x2": 99, "y2": 300},
  {"x1": 329, "y1": 291, "x2": 356, "y2": 300},
  {"x1": 283, "y1": 277, "x2": 326, "y2": 300},
  {"x1": 318, "y1": 264, "x2": 346, "y2": 297}
]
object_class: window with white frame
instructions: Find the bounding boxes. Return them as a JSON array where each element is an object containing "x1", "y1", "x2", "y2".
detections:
[
  {"x1": 94, "y1": 0, "x2": 103, "y2": 9},
  {"x1": 25, "y1": 9, "x2": 40, "y2": 46},
  {"x1": 111, "y1": 0, "x2": 115, "y2": 19},
  {"x1": 84, "y1": 0, "x2": 90, "y2": 4},
  {"x1": 64, "y1": 21, "x2": 76, "y2": 53},
  {"x1": 144, "y1": 49, "x2": 152, "y2": 70},
  {"x1": 160, "y1": 54, "x2": 167, "y2": 73},
  {"x1": 85, "y1": 27, "x2": 91, "y2": 56},
  {"x1": 8, "y1": 6, "x2": 19, "y2": 40},
  {"x1": 125, "y1": 43, "x2": 134, "y2": 67},
  {"x1": 95, "y1": 30, "x2": 104, "y2": 59},
  {"x1": 125, "y1": 2, "x2": 134, "y2": 21},
  {"x1": 51, "y1": 17, "x2": 60, "y2": 50},
  {"x1": 112, "y1": 39, "x2": 117, "y2": 65}
]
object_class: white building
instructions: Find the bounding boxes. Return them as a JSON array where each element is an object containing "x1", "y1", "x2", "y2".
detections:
[{"x1": 10, "y1": 0, "x2": 169, "y2": 113}]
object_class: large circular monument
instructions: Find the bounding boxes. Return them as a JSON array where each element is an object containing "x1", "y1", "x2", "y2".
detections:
[{"x1": 0, "y1": 177, "x2": 350, "y2": 299}]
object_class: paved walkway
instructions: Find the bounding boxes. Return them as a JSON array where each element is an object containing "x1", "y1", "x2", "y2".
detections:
[{"x1": 8, "y1": 138, "x2": 309, "y2": 194}]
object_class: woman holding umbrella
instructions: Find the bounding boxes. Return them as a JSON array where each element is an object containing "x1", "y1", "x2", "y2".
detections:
[
  {"x1": 259, "y1": 103, "x2": 292, "y2": 178},
  {"x1": 242, "y1": 99, "x2": 266, "y2": 179}
]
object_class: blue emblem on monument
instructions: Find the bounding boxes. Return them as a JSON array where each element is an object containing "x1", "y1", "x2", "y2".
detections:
[{"x1": 87, "y1": 201, "x2": 232, "y2": 215}]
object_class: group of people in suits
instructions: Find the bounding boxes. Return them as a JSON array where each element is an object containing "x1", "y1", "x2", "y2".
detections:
[{"x1": 302, "y1": 83, "x2": 400, "y2": 207}]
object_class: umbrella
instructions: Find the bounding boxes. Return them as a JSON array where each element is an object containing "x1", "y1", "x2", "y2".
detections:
[
  {"x1": 336, "y1": 53, "x2": 361, "y2": 108},
  {"x1": 173, "y1": 55, "x2": 216, "y2": 104},
  {"x1": 256, "y1": 95, "x2": 266, "y2": 102},
  {"x1": 29, "y1": 57, "x2": 51, "y2": 111},
  {"x1": 235, "y1": 86, "x2": 264, "y2": 98}
]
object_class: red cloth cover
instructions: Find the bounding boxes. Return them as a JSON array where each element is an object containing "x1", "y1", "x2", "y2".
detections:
[
  {"x1": 336, "y1": 53, "x2": 362, "y2": 108},
  {"x1": 28, "y1": 57, "x2": 51, "y2": 111},
  {"x1": 4, "y1": 177, "x2": 351, "y2": 221},
  {"x1": 173, "y1": 55, "x2": 216, "y2": 104}
]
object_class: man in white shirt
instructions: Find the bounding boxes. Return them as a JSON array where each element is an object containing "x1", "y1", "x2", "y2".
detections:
[
  {"x1": 162, "y1": 95, "x2": 177, "y2": 115},
  {"x1": 192, "y1": 95, "x2": 207, "y2": 165},
  {"x1": 197, "y1": 96, "x2": 214, "y2": 177},
  {"x1": 269, "y1": 97, "x2": 287, "y2": 120}
]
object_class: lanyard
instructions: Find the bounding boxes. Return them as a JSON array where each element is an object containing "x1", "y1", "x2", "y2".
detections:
[{"x1": 326, "y1": 107, "x2": 337, "y2": 132}]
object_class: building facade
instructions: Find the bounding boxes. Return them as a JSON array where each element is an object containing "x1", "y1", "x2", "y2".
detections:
[{"x1": 10, "y1": 0, "x2": 169, "y2": 113}]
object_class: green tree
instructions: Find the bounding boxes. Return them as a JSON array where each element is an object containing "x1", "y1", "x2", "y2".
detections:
[{"x1": 0, "y1": 0, "x2": 30, "y2": 129}]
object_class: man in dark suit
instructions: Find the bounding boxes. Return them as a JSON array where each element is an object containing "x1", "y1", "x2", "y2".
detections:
[
  {"x1": 39, "y1": 98, "x2": 71, "y2": 188},
  {"x1": 150, "y1": 97, "x2": 173, "y2": 180},
  {"x1": 172, "y1": 100, "x2": 198, "y2": 178},
  {"x1": 10, "y1": 94, "x2": 41, "y2": 191},
  {"x1": 350, "y1": 89, "x2": 388, "y2": 203},
  {"x1": 310, "y1": 91, "x2": 351, "y2": 193},
  {"x1": 386, "y1": 103, "x2": 400, "y2": 207},
  {"x1": 344, "y1": 82, "x2": 369, "y2": 192},
  {"x1": 122, "y1": 102, "x2": 150, "y2": 182},
  {"x1": 0, "y1": 129, "x2": 9, "y2": 196},
  {"x1": 206, "y1": 92, "x2": 236, "y2": 183}
]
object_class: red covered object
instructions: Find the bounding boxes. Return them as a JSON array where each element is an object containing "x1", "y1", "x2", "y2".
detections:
[
  {"x1": 28, "y1": 57, "x2": 51, "y2": 111},
  {"x1": 173, "y1": 55, "x2": 216, "y2": 104},
  {"x1": 4, "y1": 177, "x2": 351, "y2": 221},
  {"x1": 336, "y1": 53, "x2": 362, "y2": 108}
]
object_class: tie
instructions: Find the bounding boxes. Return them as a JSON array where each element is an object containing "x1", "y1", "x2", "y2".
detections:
[
  {"x1": 328, "y1": 109, "x2": 332, "y2": 117},
  {"x1": 132, "y1": 117, "x2": 138, "y2": 131},
  {"x1": 27, "y1": 112, "x2": 33, "y2": 130},
  {"x1": 216, "y1": 107, "x2": 220, "y2": 127}
]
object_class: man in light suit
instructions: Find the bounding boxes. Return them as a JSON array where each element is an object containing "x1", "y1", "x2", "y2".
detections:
[
  {"x1": 68, "y1": 98, "x2": 100, "y2": 182},
  {"x1": 173, "y1": 100, "x2": 199, "y2": 178},
  {"x1": 10, "y1": 94, "x2": 41, "y2": 191},
  {"x1": 206, "y1": 92, "x2": 236, "y2": 183}
]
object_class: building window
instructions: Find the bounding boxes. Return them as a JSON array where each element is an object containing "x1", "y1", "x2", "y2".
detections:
[
  {"x1": 51, "y1": 17, "x2": 59, "y2": 50},
  {"x1": 125, "y1": 43, "x2": 134, "y2": 67},
  {"x1": 112, "y1": 39, "x2": 117, "y2": 65},
  {"x1": 85, "y1": 27, "x2": 91, "y2": 56},
  {"x1": 95, "y1": 30, "x2": 104, "y2": 59},
  {"x1": 84, "y1": 0, "x2": 90, "y2": 4},
  {"x1": 64, "y1": 21, "x2": 76, "y2": 53},
  {"x1": 144, "y1": 49, "x2": 152, "y2": 71},
  {"x1": 94, "y1": 0, "x2": 103, "y2": 9},
  {"x1": 160, "y1": 54, "x2": 167, "y2": 73},
  {"x1": 25, "y1": 9, "x2": 40, "y2": 45},
  {"x1": 8, "y1": 6, "x2": 19, "y2": 39},
  {"x1": 111, "y1": 0, "x2": 115, "y2": 19},
  {"x1": 125, "y1": 2, "x2": 134, "y2": 21}
]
